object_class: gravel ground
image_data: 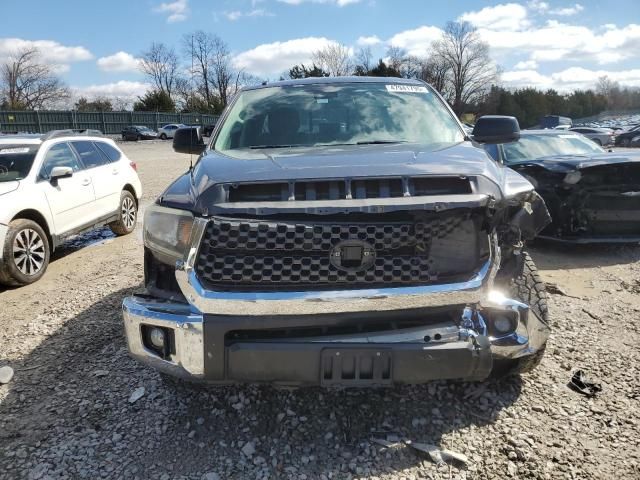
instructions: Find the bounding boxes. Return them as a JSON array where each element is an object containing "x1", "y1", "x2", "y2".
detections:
[{"x1": 1, "y1": 141, "x2": 639, "y2": 480}]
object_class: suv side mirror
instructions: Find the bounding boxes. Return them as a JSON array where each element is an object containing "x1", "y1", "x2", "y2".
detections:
[
  {"x1": 50, "y1": 166, "x2": 73, "y2": 181},
  {"x1": 173, "y1": 127, "x2": 206, "y2": 155},
  {"x1": 472, "y1": 115, "x2": 520, "y2": 144}
]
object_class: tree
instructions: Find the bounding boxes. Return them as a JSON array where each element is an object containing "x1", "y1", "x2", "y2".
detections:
[
  {"x1": 596, "y1": 75, "x2": 619, "y2": 108},
  {"x1": 208, "y1": 35, "x2": 241, "y2": 108},
  {"x1": 418, "y1": 56, "x2": 450, "y2": 97},
  {"x1": 0, "y1": 48, "x2": 70, "y2": 110},
  {"x1": 183, "y1": 31, "x2": 215, "y2": 110},
  {"x1": 312, "y1": 44, "x2": 353, "y2": 77},
  {"x1": 139, "y1": 42, "x2": 182, "y2": 100},
  {"x1": 133, "y1": 89, "x2": 175, "y2": 112},
  {"x1": 433, "y1": 21, "x2": 498, "y2": 115},
  {"x1": 368, "y1": 60, "x2": 401, "y2": 77},
  {"x1": 354, "y1": 47, "x2": 373, "y2": 75},
  {"x1": 289, "y1": 63, "x2": 329, "y2": 79},
  {"x1": 74, "y1": 96, "x2": 113, "y2": 112}
]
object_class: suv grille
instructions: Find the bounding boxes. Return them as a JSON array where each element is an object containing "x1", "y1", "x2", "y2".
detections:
[{"x1": 195, "y1": 214, "x2": 478, "y2": 291}]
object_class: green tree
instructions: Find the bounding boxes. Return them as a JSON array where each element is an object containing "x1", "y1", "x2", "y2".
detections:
[
  {"x1": 74, "y1": 96, "x2": 113, "y2": 112},
  {"x1": 133, "y1": 89, "x2": 175, "y2": 112},
  {"x1": 289, "y1": 64, "x2": 329, "y2": 79}
]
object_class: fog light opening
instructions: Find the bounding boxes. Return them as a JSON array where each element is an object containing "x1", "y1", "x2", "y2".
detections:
[
  {"x1": 149, "y1": 327, "x2": 166, "y2": 349},
  {"x1": 493, "y1": 315, "x2": 514, "y2": 334}
]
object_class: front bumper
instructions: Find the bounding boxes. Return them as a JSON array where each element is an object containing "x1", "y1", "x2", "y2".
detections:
[{"x1": 122, "y1": 290, "x2": 550, "y2": 386}]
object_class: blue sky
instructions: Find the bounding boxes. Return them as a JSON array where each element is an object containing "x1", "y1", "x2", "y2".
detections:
[{"x1": 1, "y1": 0, "x2": 639, "y2": 104}]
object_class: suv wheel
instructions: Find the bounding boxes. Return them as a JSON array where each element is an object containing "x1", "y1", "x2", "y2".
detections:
[
  {"x1": 109, "y1": 191, "x2": 138, "y2": 236},
  {"x1": 0, "y1": 219, "x2": 50, "y2": 287},
  {"x1": 492, "y1": 251, "x2": 549, "y2": 377},
  {"x1": 159, "y1": 133, "x2": 167, "y2": 140}
]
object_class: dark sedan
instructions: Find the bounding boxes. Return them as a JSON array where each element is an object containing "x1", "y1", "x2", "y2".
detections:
[
  {"x1": 485, "y1": 130, "x2": 640, "y2": 243},
  {"x1": 614, "y1": 124, "x2": 640, "y2": 146},
  {"x1": 121, "y1": 126, "x2": 158, "y2": 141}
]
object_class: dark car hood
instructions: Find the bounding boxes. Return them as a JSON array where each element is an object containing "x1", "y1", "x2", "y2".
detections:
[
  {"x1": 509, "y1": 151, "x2": 640, "y2": 173},
  {"x1": 159, "y1": 141, "x2": 535, "y2": 213},
  {"x1": 192, "y1": 141, "x2": 503, "y2": 185}
]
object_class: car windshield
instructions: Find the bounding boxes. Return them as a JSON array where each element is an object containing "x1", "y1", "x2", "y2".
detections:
[
  {"x1": 214, "y1": 82, "x2": 464, "y2": 155},
  {"x1": 0, "y1": 144, "x2": 39, "y2": 182},
  {"x1": 502, "y1": 133, "x2": 605, "y2": 163}
]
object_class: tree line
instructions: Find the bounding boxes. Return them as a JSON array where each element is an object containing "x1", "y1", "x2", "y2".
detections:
[{"x1": 1, "y1": 21, "x2": 639, "y2": 126}]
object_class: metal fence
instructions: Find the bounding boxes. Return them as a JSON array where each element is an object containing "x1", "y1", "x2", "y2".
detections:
[{"x1": 0, "y1": 110, "x2": 219, "y2": 135}]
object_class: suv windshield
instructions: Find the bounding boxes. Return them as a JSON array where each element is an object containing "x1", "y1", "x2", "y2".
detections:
[
  {"x1": 214, "y1": 82, "x2": 464, "y2": 155},
  {"x1": 502, "y1": 133, "x2": 604, "y2": 163},
  {"x1": 0, "y1": 144, "x2": 39, "y2": 182}
]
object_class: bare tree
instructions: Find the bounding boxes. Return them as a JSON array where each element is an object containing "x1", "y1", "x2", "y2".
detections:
[
  {"x1": 432, "y1": 21, "x2": 498, "y2": 115},
  {"x1": 312, "y1": 44, "x2": 353, "y2": 77},
  {"x1": 183, "y1": 31, "x2": 215, "y2": 109},
  {"x1": 354, "y1": 47, "x2": 373, "y2": 74},
  {"x1": 139, "y1": 42, "x2": 182, "y2": 99},
  {"x1": 418, "y1": 55, "x2": 451, "y2": 97},
  {"x1": 0, "y1": 48, "x2": 70, "y2": 110},
  {"x1": 209, "y1": 35, "x2": 241, "y2": 108},
  {"x1": 596, "y1": 75, "x2": 619, "y2": 108}
]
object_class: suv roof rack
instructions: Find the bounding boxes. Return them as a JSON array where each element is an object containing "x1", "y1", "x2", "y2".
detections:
[{"x1": 41, "y1": 129, "x2": 104, "y2": 141}]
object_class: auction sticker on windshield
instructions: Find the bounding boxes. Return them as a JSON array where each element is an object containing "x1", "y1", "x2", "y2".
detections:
[{"x1": 385, "y1": 85, "x2": 429, "y2": 93}]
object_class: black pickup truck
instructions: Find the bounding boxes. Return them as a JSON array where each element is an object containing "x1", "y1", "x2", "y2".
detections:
[{"x1": 123, "y1": 77, "x2": 551, "y2": 387}]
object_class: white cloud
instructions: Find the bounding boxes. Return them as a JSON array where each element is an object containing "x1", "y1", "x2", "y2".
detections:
[
  {"x1": 513, "y1": 59, "x2": 538, "y2": 70},
  {"x1": 502, "y1": 67, "x2": 640, "y2": 91},
  {"x1": 277, "y1": 0, "x2": 361, "y2": 6},
  {"x1": 0, "y1": 38, "x2": 93, "y2": 65},
  {"x1": 224, "y1": 9, "x2": 273, "y2": 21},
  {"x1": 154, "y1": 0, "x2": 189, "y2": 23},
  {"x1": 528, "y1": 0, "x2": 549, "y2": 12},
  {"x1": 357, "y1": 35, "x2": 382, "y2": 46},
  {"x1": 72, "y1": 81, "x2": 151, "y2": 108},
  {"x1": 387, "y1": 26, "x2": 443, "y2": 58},
  {"x1": 97, "y1": 51, "x2": 141, "y2": 73},
  {"x1": 233, "y1": 37, "x2": 337, "y2": 76},
  {"x1": 549, "y1": 3, "x2": 584, "y2": 16},
  {"x1": 459, "y1": 3, "x2": 529, "y2": 30}
]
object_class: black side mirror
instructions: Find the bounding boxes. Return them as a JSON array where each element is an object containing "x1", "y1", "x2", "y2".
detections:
[
  {"x1": 472, "y1": 115, "x2": 520, "y2": 144},
  {"x1": 173, "y1": 127, "x2": 206, "y2": 155}
]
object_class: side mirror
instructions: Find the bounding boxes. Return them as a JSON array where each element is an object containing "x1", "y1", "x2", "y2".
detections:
[
  {"x1": 173, "y1": 127, "x2": 206, "y2": 155},
  {"x1": 50, "y1": 166, "x2": 73, "y2": 181},
  {"x1": 472, "y1": 115, "x2": 520, "y2": 144}
]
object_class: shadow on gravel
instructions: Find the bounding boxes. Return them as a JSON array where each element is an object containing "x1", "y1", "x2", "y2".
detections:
[
  {"x1": 530, "y1": 240, "x2": 640, "y2": 270},
  {"x1": 0, "y1": 286, "x2": 523, "y2": 479}
]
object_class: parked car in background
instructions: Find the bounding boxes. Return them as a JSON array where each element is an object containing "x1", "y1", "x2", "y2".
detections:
[
  {"x1": 202, "y1": 123, "x2": 216, "y2": 136},
  {"x1": 484, "y1": 130, "x2": 640, "y2": 243},
  {"x1": 540, "y1": 115, "x2": 572, "y2": 129},
  {"x1": 123, "y1": 78, "x2": 551, "y2": 388},
  {"x1": 157, "y1": 123, "x2": 185, "y2": 140},
  {"x1": 0, "y1": 130, "x2": 142, "y2": 286},
  {"x1": 614, "y1": 124, "x2": 640, "y2": 147},
  {"x1": 569, "y1": 127, "x2": 615, "y2": 146},
  {"x1": 121, "y1": 126, "x2": 158, "y2": 141}
]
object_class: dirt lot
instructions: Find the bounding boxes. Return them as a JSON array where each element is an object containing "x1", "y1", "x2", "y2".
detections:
[{"x1": 1, "y1": 141, "x2": 639, "y2": 480}]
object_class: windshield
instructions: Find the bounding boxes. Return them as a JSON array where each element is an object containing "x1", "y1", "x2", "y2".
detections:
[
  {"x1": 214, "y1": 83, "x2": 464, "y2": 155},
  {"x1": 0, "y1": 144, "x2": 39, "y2": 182},
  {"x1": 502, "y1": 133, "x2": 604, "y2": 163}
]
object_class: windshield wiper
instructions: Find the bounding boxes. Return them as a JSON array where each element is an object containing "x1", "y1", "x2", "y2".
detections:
[
  {"x1": 249, "y1": 144, "x2": 306, "y2": 149},
  {"x1": 356, "y1": 140, "x2": 408, "y2": 145}
]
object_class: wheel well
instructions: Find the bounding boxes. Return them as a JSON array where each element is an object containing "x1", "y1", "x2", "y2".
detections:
[
  {"x1": 123, "y1": 184, "x2": 138, "y2": 206},
  {"x1": 12, "y1": 209, "x2": 53, "y2": 252}
]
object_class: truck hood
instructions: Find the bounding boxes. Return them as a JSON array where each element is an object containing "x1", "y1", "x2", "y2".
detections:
[
  {"x1": 159, "y1": 141, "x2": 533, "y2": 213},
  {"x1": 509, "y1": 151, "x2": 640, "y2": 173},
  {"x1": 0, "y1": 181, "x2": 19, "y2": 196}
]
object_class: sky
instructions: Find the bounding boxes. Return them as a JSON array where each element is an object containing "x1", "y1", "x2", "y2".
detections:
[{"x1": 1, "y1": 0, "x2": 639, "y2": 105}]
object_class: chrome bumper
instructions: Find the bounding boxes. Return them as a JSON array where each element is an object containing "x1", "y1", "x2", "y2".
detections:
[{"x1": 122, "y1": 290, "x2": 549, "y2": 383}]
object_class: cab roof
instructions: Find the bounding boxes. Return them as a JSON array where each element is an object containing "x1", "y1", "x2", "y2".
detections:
[{"x1": 242, "y1": 76, "x2": 427, "y2": 91}]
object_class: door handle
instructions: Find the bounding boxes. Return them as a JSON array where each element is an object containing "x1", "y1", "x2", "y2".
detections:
[{"x1": 81, "y1": 178, "x2": 91, "y2": 186}]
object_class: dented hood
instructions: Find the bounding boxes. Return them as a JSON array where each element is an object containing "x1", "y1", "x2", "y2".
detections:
[{"x1": 508, "y1": 151, "x2": 640, "y2": 173}]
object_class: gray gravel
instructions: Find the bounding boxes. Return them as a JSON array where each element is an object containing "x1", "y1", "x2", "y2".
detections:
[{"x1": 1, "y1": 142, "x2": 639, "y2": 479}]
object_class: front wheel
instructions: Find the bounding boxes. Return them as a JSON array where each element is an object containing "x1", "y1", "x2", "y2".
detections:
[
  {"x1": 0, "y1": 219, "x2": 50, "y2": 287},
  {"x1": 109, "y1": 191, "x2": 138, "y2": 236},
  {"x1": 159, "y1": 133, "x2": 167, "y2": 140},
  {"x1": 492, "y1": 252, "x2": 550, "y2": 376}
]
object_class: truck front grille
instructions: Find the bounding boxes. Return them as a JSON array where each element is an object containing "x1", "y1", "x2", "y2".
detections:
[{"x1": 195, "y1": 213, "x2": 482, "y2": 291}]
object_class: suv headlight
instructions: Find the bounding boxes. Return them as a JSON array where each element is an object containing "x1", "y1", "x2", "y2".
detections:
[{"x1": 143, "y1": 204, "x2": 194, "y2": 264}]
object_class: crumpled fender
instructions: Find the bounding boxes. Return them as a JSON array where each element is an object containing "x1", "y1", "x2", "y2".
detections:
[{"x1": 509, "y1": 191, "x2": 552, "y2": 241}]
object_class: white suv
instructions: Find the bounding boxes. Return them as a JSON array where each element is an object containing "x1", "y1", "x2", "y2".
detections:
[{"x1": 0, "y1": 130, "x2": 142, "y2": 286}]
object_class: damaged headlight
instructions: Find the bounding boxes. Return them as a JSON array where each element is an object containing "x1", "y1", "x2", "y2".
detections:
[
  {"x1": 563, "y1": 171, "x2": 582, "y2": 184},
  {"x1": 143, "y1": 204, "x2": 194, "y2": 264}
]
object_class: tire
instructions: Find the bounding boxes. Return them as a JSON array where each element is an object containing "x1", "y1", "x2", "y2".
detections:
[
  {"x1": 0, "y1": 219, "x2": 50, "y2": 287},
  {"x1": 122, "y1": 134, "x2": 126, "y2": 141},
  {"x1": 159, "y1": 133, "x2": 167, "y2": 140},
  {"x1": 109, "y1": 191, "x2": 138, "y2": 236},
  {"x1": 492, "y1": 252, "x2": 550, "y2": 376}
]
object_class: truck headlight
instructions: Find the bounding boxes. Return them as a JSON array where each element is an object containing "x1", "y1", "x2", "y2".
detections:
[{"x1": 143, "y1": 204, "x2": 194, "y2": 264}]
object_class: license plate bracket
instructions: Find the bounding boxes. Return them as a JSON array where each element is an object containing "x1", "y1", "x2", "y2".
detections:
[{"x1": 320, "y1": 348, "x2": 393, "y2": 386}]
